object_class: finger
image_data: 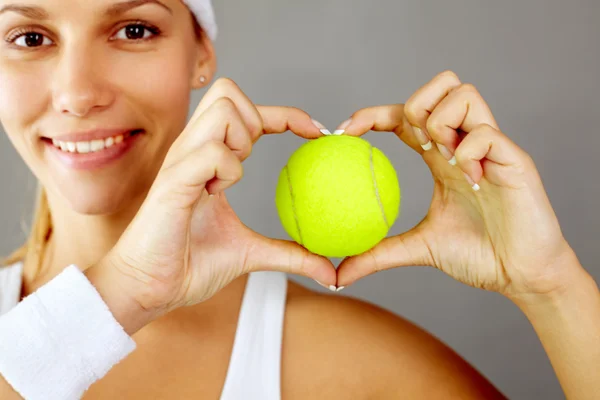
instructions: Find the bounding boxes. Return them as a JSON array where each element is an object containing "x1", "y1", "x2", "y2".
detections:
[
  {"x1": 426, "y1": 83, "x2": 500, "y2": 157},
  {"x1": 243, "y1": 232, "x2": 337, "y2": 287},
  {"x1": 192, "y1": 79, "x2": 324, "y2": 142},
  {"x1": 455, "y1": 123, "x2": 532, "y2": 190},
  {"x1": 403, "y1": 70, "x2": 463, "y2": 148},
  {"x1": 153, "y1": 140, "x2": 243, "y2": 209},
  {"x1": 166, "y1": 97, "x2": 252, "y2": 166},
  {"x1": 176, "y1": 140, "x2": 242, "y2": 196},
  {"x1": 336, "y1": 225, "x2": 432, "y2": 287},
  {"x1": 257, "y1": 105, "x2": 324, "y2": 139},
  {"x1": 329, "y1": 71, "x2": 461, "y2": 154},
  {"x1": 191, "y1": 78, "x2": 264, "y2": 141},
  {"x1": 170, "y1": 103, "x2": 324, "y2": 166},
  {"x1": 190, "y1": 103, "x2": 325, "y2": 150},
  {"x1": 332, "y1": 104, "x2": 426, "y2": 154}
]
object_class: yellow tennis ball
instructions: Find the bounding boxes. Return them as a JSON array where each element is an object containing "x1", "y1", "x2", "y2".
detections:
[{"x1": 275, "y1": 135, "x2": 401, "y2": 258}]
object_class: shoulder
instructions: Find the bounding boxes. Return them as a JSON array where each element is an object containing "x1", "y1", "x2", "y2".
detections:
[{"x1": 282, "y1": 280, "x2": 506, "y2": 399}]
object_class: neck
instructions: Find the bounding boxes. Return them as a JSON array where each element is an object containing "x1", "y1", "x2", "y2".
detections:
[{"x1": 23, "y1": 188, "x2": 146, "y2": 294}]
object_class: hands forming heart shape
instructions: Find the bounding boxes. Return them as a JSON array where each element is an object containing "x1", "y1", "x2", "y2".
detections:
[{"x1": 98, "y1": 70, "x2": 577, "y2": 320}]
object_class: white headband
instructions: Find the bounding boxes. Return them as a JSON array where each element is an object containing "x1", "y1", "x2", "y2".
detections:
[{"x1": 182, "y1": 0, "x2": 218, "y2": 41}]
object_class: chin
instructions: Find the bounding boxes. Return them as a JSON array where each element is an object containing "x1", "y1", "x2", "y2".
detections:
[
  {"x1": 54, "y1": 179, "x2": 145, "y2": 216},
  {"x1": 66, "y1": 190, "x2": 129, "y2": 216}
]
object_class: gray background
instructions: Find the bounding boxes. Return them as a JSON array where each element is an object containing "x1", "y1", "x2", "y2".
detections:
[{"x1": 1, "y1": 0, "x2": 599, "y2": 398}]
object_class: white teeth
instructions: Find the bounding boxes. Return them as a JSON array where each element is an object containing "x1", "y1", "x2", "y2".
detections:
[
  {"x1": 91, "y1": 139, "x2": 105, "y2": 152},
  {"x1": 51, "y1": 132, "x2": 134, "y2": 153},
  {"x1": 76, "y1": 141, "x2": 91, "y2": 153}
]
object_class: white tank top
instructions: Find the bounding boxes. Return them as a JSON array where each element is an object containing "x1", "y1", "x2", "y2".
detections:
[{"x1": 0, "y1": 262, "x2": 287, "y2": 399}]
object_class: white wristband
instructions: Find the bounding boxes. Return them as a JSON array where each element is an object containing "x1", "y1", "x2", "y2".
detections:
[{"x1": 0, "y1": 265, "x2": 137, "y2": 400}]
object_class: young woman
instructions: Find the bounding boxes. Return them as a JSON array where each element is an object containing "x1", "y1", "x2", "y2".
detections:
[{"x1": 0, "y1": 0, "x2": 598, "y2": 399}]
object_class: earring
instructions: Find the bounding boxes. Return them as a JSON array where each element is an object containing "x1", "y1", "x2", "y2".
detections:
[{"x1": 199, "y1": 76, "x2": 206, "y2": 83}]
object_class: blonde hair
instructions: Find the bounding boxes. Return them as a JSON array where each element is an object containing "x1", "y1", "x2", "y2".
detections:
[{"x1": 1, "y1": 184, "x2": 51, "y2": 279}]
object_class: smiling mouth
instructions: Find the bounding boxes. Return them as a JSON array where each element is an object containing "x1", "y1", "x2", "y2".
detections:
[{"x1": 42, "y1": 129, "x2": 144, "y2": 154}]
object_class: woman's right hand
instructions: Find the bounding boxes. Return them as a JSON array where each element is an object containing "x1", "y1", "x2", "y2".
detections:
[{"x1": 87, "y1": 78, "x2": 337, "y2": 332}]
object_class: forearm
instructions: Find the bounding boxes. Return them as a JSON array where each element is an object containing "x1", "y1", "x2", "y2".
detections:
[
  {"x1": 0, "y1": 375, "x2": 22, "y2": 400},
  {"x1": 513, "y1": 253, "x2": 600, "y2": 400}
]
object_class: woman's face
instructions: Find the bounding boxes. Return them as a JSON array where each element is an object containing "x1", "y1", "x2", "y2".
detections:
[{"x1": 0, "y1": 0, "x2": 214, "y2": 214}]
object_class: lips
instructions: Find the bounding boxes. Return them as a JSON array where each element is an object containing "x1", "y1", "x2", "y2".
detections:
[
  {"x1": 43, "y1": 129, "x2": 145, "y2": 170},
  {"x1": 46, "y1": 128, "x2": 143, "y2": 143},
  {"x1": 44, "y1": 129, "x2": 144, "y2": 154}
]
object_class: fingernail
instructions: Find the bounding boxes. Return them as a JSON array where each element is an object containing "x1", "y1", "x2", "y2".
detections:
[
  {"x1": 311, "y1": 119, "x2": 331, "y2": 135},
  {"x1": 315, "y1": 280, "x2": 337, "y2": 292},
  {"x1": 436, "y1": 143, "x2": 457, "y2": 165},
  {"x1": 463, "y1": 172, "x2": 481, "y2": 191},
  {"x1": 335, "y1": 286, "x2": 345, "y2": 292},
  {"x1": 412, "y1": 126, "x2": 432, "y2": 151},
  {"x1": 333, "y1": 118, "x2": 352, "y2": 135}
]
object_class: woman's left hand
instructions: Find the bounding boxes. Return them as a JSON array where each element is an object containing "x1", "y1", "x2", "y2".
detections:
[{"x1": 335, "y1": 70, "x2": 579, "y2": 303}]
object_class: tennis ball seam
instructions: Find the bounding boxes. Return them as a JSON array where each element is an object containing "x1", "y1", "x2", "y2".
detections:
[
  {"x1": 369, "y1": 144, "x2": 390, "y2": 229},
  {"x1": 284, "y1": 165, "x2": 304, "y2": 245}
]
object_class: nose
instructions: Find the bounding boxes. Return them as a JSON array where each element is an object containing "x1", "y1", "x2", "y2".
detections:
[{"x1": 51, "y1": 47, "x2": 114, "y2": 117}]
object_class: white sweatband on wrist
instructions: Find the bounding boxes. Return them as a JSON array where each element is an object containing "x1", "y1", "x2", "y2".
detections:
[
  {"x1": 182, "y1": 0, "x2": 218, "y2": 41},
  {"x1": 0, "y1": 265, "x2": 137, "y2": 400}
]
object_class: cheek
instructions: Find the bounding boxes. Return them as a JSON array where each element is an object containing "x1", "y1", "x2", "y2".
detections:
[
  {"x1": 0, "y1": 65, "x2": 50, "y2": 181},
  {"x1": 0, "y1": 65, "x2": 48, "y2": 138},
  {"x1": 111, "y1": 50, "x2": 193, "y2": 131}
]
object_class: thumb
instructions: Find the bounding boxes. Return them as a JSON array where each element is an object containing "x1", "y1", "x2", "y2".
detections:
[
  {"x1": 336, "y1": 226, "x2": 432, "y2": 287},
  {"x1": 244, "y1": 231, "x2": 337, "y2": 287}
]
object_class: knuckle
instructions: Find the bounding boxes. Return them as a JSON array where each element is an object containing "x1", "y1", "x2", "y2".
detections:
[
  {"x1": 454, "y1": 124, "x2": 494, "y2": 158},
  {"x1": 213, "y1": 96, "x2": 236, "y2": 113},
  {"x1": 403, "y1": 101, "x2": 421, "y2": 124},
  {"x1": 287, "y1": 106, "x2": 308, "y2": 118},
  {"x1": 367, "y1": 248, "x2": 382, "y2": 273},
  {"x1": 472, "y1": 122, "x2": 495, "y2": 133},
  {"x1": 242, "y1": 140, "x2": 253, "y2": 157},
  {"x1": 438, "y1": 69, "x2": 460, "y2": 81},
  {"x1": 522, "y1": 152, "x2": 535, "y2": 168},
  {"x1": 437, "y1": 70, "x2": 462, "y2": 87},
  {"x1": 509, "y1": 139, "x2": 534, "y2": 167},
  {"x1": 293, "y1": 249, "x2": 310, "y2": 276},
  {"x1": 348, "y1": 107, "x2": 366, "y2": 121},
  {"x1": 457, "y1": 83, "x2": 479, "y2": 94},
  {"x1": 236, "y1": 142, "x2": 252, "y2": 161},
  {"x1": 247, "y1": 118, "x2": 263, "y2": 139},
  {"x1": 454, "y1": 143, "x2": 466, "y2": 158},
  {"x1": 235, "y1": 163, "x2": 244, "y2": 180},
  {"x1": 454, "y1": 145, "x2": 472, "y2": 164},
  {"x1": 229, "y1": 160, "x2": 244, "y2": 183},
  {"x1": 425, "y1": 117, "x2": 445, "y2": 135},
  {"x1": 213, "y1": 77, "x2": 240, "y2": 92}
]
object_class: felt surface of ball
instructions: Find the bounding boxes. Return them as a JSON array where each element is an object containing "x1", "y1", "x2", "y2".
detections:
[{"x1": 275, "y1": 135, "x2": 401, "y2": 258}]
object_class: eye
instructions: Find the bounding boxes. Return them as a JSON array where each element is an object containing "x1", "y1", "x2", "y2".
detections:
[
  {"x1": 10, "y1": 31, "x2": 53, "y2": 48},
  {"x1": 113, "y1": 23, "x2": 160, "y2": 41}
]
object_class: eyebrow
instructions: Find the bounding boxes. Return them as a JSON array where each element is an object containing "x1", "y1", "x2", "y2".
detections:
[
  {"x1": 0, "y1": 0, "x2": 172, "y2": 20},
  {"x1": 0, "y1": 4, "x2": 48, "y2": 19},
  {"x1": 106, "y1": 0, "x2": 172, "y2": 17}
]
